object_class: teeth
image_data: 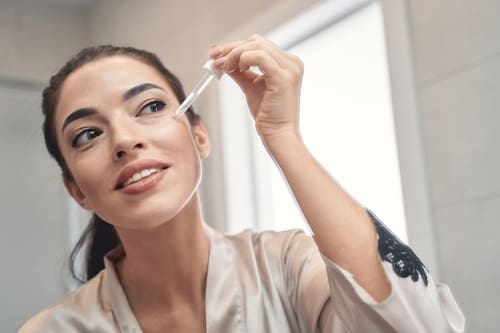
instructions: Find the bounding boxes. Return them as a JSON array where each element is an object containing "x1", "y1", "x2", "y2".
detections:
[
  {"x1": 140, "y1": 169, "x2": 152, "y2": 178},
  {"x1": 123, "y1": 168, "x2": 161, "y2": 187}
]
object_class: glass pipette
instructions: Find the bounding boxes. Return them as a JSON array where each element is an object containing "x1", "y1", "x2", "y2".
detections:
[{"x1": 175, "y1": 59, "x2": 224, "y2": 118}]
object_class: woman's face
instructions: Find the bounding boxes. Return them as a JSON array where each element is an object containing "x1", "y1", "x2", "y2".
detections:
[{"x1": 54, "y1": 56, "x2": 210, "y2": 230}]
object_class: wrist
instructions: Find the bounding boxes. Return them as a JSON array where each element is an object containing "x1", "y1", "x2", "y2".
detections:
[{"x1": 261, "y1": 128, "x2": 304, "y2": 156}]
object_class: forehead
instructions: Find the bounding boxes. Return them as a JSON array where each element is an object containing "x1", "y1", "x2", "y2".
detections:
[
  {"x1": 55, "y1": 55, "x2": 175, "y2": 124},
  {"x1": 61, "y1": 55, "x2": 170, "y2": 97}
]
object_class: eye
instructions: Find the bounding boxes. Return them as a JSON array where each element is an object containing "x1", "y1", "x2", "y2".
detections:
[
  {"x1": 138, "y1": 100, "x2": 166, "y2": 116},
  {"x1": 71, "y1": 128, "x2": 103, "y2": 148}
]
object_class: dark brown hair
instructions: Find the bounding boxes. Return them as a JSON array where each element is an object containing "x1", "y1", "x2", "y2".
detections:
[{"x1": 42, "y1": 45, "x2": 199, "y2": 283}]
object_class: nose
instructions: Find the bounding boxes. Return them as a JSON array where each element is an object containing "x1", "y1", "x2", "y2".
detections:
[
  {"x1": 111, "y1": 124, "x2": 146, "y2": 161},
  {"x1": 115, "y1": 142, "x2": 144, "y2": 160}
]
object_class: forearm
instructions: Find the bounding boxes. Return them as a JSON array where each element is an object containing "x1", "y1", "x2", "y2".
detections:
[
  {"x1": 264, "y1": 131, "x2": 391, "y2": 301},
  {"x1": 211, "y1": 35, "x2": 463, "y2": 325}
]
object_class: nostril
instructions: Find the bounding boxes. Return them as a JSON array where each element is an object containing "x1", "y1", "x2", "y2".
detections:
[{"x1": 114, "y1": 142, "x2": 144, "y2": 159}]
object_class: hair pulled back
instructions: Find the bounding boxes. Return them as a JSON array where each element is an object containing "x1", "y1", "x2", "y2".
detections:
[{"x1": 42, "y1": 45, "x2": 199, "y2": 284}]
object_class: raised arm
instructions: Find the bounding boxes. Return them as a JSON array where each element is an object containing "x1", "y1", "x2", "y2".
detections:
[{"x1": 210, "y1": 34, "x2": 390, "y2": 301}]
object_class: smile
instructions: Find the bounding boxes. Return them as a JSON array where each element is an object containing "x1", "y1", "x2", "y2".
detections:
[
  {"x1": 115, "y1": 159, "x2": 170, "y2": 192},
  {"x1": 122, "y1": 168, "x2": 162, "y2": 187}
]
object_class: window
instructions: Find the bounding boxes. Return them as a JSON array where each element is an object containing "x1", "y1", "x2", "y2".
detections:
[{"x1": 219, "y1": 0, "x2": 407, "y2": 241}]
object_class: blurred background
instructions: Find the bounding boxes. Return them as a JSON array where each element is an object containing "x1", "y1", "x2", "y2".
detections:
[{"x1": 1, "y1": 0, "x2": 498, "y2": 331}]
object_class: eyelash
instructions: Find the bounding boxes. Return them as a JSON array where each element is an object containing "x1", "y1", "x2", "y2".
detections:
[
  {"x1": 138, "y1": 100, "x2": 166, "y2": 115},
  {"x1": 71, "y1": 128, "x2": 102, "y2": 148},
  {"x1": 70, "y1": 100, "x2": 167, "y2": 148}
]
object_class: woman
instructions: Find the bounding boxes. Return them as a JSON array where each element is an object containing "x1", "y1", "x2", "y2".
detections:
[{"x1": 19, "y1": 35, "x2": 464, "y2": 332}]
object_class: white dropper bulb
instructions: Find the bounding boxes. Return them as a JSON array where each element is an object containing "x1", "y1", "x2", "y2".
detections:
[{"x1": 175, "y1": 59, "x2": 224, "y2": 118}]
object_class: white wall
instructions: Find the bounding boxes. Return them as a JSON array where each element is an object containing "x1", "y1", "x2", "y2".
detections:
[
  {"x1": 407, "y1": 1, "x2": 500, "y2": 331},
  {"x1": 0, "y1": 84, "x2": 68, "y2": 332},
  {"x1": 0, "y1": 1, "x2": 89, "y2": 83},
  {"x1": 0, "y1": 1, "x2": 89, "y2": 331}
]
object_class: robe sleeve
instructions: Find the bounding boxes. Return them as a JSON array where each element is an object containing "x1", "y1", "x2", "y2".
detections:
[{"x1": 282, "y1": 211, "x2": 465, "y2": 333}]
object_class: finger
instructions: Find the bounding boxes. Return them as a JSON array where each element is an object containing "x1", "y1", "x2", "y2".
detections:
[
  {"x1": 227, "y1": 70, "x2": 264, "y2": 119},
  {"x1": 209, "y1": 40, "x2": 245, "y2": 59},
  {"x1": 237, "y1": 49, "x2": 285, "y2": 81},
  {"x1": 222, "y1": 37, "x2": 302, "y2": 77},
  {"x1": 222, "y1": 41, "x2": 284, "y2": 72},
  {"x1": 227, "y1": 69, "x2": 260, "y2": 92},
  {"x1": 247, "y1": 35, "x2": 303, "y2": 75},
  {"x1": 211, "y1": 35, "x2": 303, "y2": 81}
]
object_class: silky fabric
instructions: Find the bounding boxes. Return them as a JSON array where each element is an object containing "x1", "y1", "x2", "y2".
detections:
[{"x1": 19, "y1": 223, "x2": 465, "y2": 332}]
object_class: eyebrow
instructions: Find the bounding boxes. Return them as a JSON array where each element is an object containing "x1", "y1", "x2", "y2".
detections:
[
  {"x1": 61, "y1": 83, "x2": 165, "y2": 133},
  {"x1": 61, "y1": 108, "x2": 97, "y2": 133},
  {"x1": 122, "y1": 83, "x2": 164, "y2": 101}
]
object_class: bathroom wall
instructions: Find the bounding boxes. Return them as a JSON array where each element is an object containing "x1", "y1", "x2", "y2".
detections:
[
  {"x1": 407, "y1": 1, "x2": 500, "y2": 331},
  {"x1": 0, "y1": 2, "x2": 89, "y2": 331}
]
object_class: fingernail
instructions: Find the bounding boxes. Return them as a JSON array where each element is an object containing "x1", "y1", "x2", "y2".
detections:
[
  {"x1": 213, "y1": 57, "x2": 226, "y2": 67},
  {"x1": 209, "y1": 46, "x2": 223, "y2": 58}
]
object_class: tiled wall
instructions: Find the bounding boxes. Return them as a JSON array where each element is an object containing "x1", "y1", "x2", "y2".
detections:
[{"x1": 409, "y1": 0, "x2": 500, "y2": 331}]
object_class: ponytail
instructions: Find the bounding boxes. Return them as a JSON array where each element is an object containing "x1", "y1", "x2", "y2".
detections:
[{"x1": 69, "y1": 213, "x2": 120, "y2": 284}]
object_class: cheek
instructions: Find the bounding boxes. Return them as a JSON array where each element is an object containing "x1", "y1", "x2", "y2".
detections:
[
  {"x1": 154, "y1": 121, "x2": 203, "y2": 181},
  {"x1": 150, "y1": 118, "x2": 197, "y2": 154},
  {"x1": 66, "y1": 150, "x2": 109, "y2": 196},
  {"x1": 149, "y1": 115, "x2": 185, "y2": 138}
]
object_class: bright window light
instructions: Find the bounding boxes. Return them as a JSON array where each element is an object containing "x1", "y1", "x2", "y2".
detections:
[{"x1": 219, "y1": 1, "x2": 407, "y2": 241}]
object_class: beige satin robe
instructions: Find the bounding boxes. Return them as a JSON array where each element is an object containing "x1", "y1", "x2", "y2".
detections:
[{"x1": 18, "y1": 224, "x2": 465, "y2": 332}]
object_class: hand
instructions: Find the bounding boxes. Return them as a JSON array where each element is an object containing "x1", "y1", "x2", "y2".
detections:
[{"x1": 210, "y1": 34, "x2": 304, "y2": 144}]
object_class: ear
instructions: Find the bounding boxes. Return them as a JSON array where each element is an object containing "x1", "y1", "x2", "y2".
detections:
[
  {"x1": 63, "y1": 177, "x2": 93, "y2": 210},
  {"x1": 191, "y1": 122, "x2": 211, "y2": 159}
]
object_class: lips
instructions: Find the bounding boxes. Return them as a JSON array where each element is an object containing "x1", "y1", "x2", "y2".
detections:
[{"x1": 115, "y1": 159, "x2": 169, "y2": 190}]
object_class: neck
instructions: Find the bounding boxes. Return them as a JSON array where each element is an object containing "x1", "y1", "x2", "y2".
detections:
[{"x1": 114, "y1": 194, "x2": 210, "y2": 309}]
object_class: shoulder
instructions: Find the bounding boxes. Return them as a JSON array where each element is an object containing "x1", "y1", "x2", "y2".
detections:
[{"x1": 17, "y1": 272, "x2": 107, "y2": 333}]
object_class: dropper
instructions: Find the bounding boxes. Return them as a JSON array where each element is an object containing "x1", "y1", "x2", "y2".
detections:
[{"x1": 175, "y1": 59, "x2": 224, "y2": 118}]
